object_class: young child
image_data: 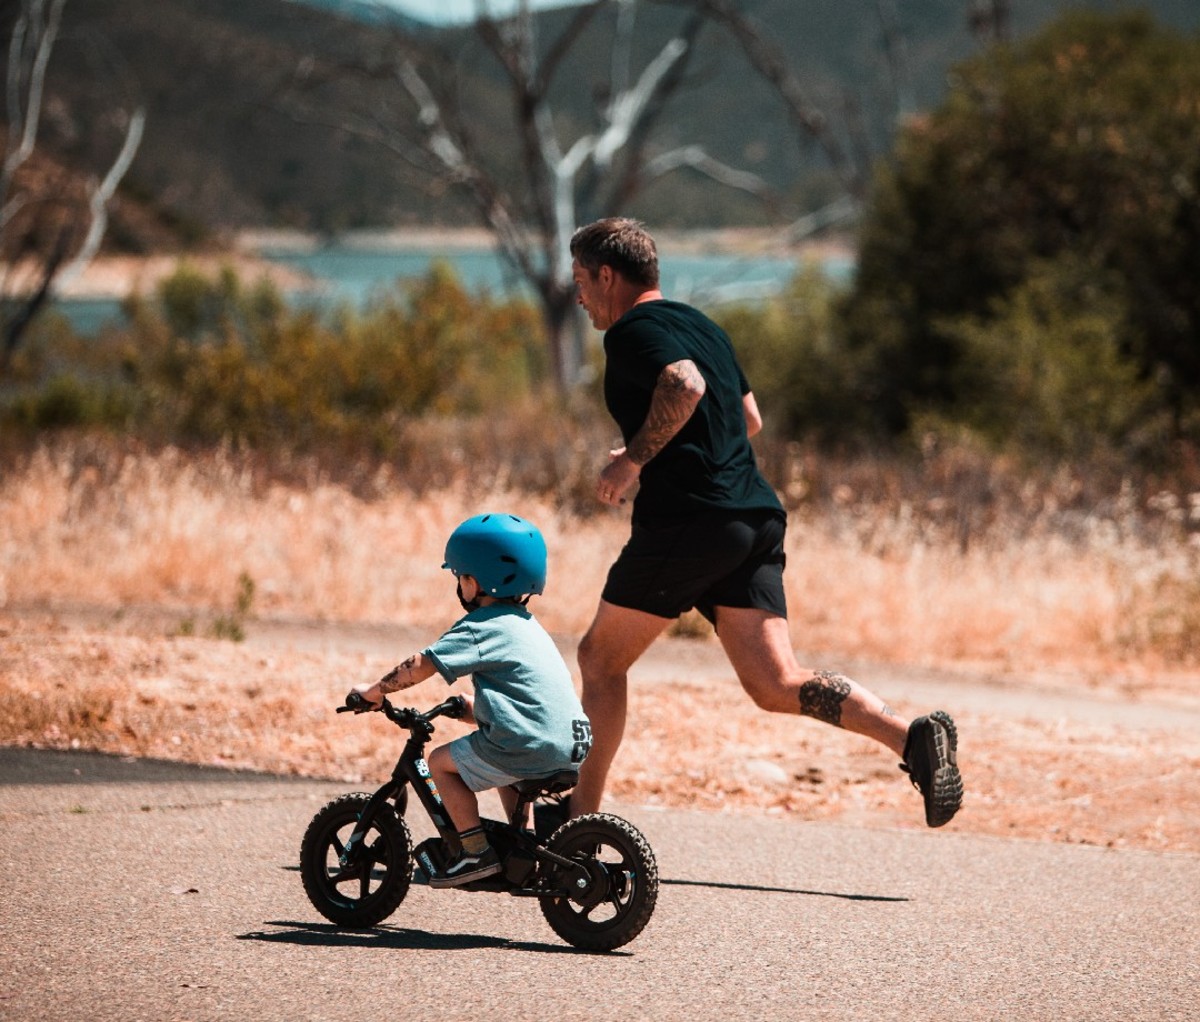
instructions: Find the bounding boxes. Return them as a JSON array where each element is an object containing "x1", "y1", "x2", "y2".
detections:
[{"x1": 351, "y1": 512, "x2": 592, "y2": 887}]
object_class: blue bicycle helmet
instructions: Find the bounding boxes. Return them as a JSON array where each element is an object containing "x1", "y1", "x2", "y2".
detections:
[{"x1": 442, "y1": 513, "x2": 547, "y2": 598}]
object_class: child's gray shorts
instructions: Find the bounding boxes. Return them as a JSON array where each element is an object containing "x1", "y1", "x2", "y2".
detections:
[{"x1": 447, "y1": 735, "x2": 524, "y2": 792}]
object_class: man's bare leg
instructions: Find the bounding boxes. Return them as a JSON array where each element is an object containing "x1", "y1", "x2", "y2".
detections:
[
  {"x1": 713, "y1": 605, "x2": 962, "y2": 826},
  {"x1": 713, "y1": 606, "x2": 908, "y2": 753},
  {"x1": 570, "y1": 599, "x2": 671, "y2": 817}
]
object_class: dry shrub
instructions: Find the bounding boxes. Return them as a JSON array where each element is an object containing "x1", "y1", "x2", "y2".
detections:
[
  {"x1": 767, "y1": 440, "x2": 1200, "y2": 671},
  {"x1": 0, "y1": 437, "x2": 617, "y2": 635},
  {"x1": 3, "y1": 436, "x2": 1200, "y2": 673},
  {"x1": 0, "y1": 681, "x2": 120, "y2": 747},
  {"x1": 4, "y1": 435, "x2": 1199, "y2": 854},
  {"x1": 1118, "y1": 573, "x2": 1200, "y2": 663}
]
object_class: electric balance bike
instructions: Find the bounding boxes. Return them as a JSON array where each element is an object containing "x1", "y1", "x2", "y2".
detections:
[{"x1": 300, "y1": 692, "x2": 658, "y2": 951}]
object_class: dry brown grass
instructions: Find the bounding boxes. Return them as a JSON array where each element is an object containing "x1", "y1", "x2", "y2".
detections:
[
  {"x1": 3, "y1": 439, "x2": 1199, "y2": 852},
  {"x1": 3, "y1": 439, "x2": 1198, "y2": 675}
]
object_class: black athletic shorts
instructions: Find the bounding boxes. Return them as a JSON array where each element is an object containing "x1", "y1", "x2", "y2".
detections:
[{"x1": 601, "y1": 507, "x2": 788, "y2": 624}]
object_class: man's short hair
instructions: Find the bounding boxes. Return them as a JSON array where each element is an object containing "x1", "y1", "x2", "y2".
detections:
[{"x1": 569, "y1": 218, "x2": 660, "y2": 289}]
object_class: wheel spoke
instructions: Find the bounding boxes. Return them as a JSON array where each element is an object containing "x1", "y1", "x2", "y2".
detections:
[
  {"x1": 330, "y1": 869, "x2": 357, "y2": 888},
  {"x1": 606, "y1": 872, "x2": 634, "y2": 912}
]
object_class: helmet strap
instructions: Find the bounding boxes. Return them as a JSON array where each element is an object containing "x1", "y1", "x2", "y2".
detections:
[
  {"x1": 455, "y1": 577, "x2": 532, "y2": 612},
  {"x1": 456, "y1": 578, "x2": 482, "y2": 613}
]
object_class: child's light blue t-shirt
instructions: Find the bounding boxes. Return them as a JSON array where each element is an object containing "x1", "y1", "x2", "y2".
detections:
[{"x1": 423, "y1": 603, "x2": 590, "y2": 779}]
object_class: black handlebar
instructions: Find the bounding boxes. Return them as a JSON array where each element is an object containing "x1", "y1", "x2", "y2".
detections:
[
  {"x1": 338, "y1": 692, "x2": 467, "y2": 731},
  {"x1": 338, "y1": 691, "x2": 372, "y2": 714}
]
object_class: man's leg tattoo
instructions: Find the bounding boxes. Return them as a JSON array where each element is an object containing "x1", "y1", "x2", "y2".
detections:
[{"x1": 798, "y1": 671, "x2": 852, "y2": 725}]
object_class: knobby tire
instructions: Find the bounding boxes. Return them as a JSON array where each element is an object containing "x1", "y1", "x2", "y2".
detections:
[{"x1": 300, "y1": 792, "x2": 412, "y2": 929}]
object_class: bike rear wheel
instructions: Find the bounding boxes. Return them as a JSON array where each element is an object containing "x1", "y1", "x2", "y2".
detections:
[
  {"x1": 300, "y1": 792, "x2": 412, "y2": 928},
  {"x1": 539, "y1": 813, "x2": 658, "y2": 951}
]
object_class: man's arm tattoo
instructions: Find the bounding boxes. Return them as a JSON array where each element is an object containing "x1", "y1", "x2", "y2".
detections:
[
  {"x1": 626, "y1": 360, "x2": 706, "y2": 466},
  {"x1": 798, "y1": 671, "x2": 852, "y2": 726}
]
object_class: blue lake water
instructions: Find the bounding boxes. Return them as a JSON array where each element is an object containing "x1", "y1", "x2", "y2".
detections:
[{"x1": 54, "y1": 242, "x2": 854, "y2": 334}]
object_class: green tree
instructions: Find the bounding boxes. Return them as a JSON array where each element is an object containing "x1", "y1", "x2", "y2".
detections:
[
  {"x1": 939, "y1": 256, "x2": 1158, "y2": 458},
  {"x1": 117, "y1": 261, "x2": 545, "y2": 452},
  {"x1": 844, "y1": 10, "x2": 1200, "y2": 442},
  {"x1": 715, "y1": 264, "x2": 865, "y2": 444}
]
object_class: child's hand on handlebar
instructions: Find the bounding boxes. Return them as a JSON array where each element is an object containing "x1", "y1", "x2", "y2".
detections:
[
  {"x1": 349, "y1": 682, "x2": 384, "y2": 710},
  {"x1": 453, "y1": 691, "x2": 476, "y2": 724}
]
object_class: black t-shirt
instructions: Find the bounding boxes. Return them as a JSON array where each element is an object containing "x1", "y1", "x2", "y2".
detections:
[{"x1": 603, "y1": 300, "x2": 784, "y2": 525}]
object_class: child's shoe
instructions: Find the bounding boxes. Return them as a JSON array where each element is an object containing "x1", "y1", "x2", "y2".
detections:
[{"x1": 430, "y1": 845, "x2": 502, "y2": 888}]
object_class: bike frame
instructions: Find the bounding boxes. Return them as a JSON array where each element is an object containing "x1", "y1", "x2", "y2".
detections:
[
  {"x1": 340, "y1": 697, "x2": 461, "y2": 863},
  {"x1": 339, "y1": 695, "x2": 588, "y2": 893}
]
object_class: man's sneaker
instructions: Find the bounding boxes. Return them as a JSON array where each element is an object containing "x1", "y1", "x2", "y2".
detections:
[
  {"x1": 429, "y1": 845, "x2": 502, "y2": 888},
  {"x1": 900, "y1": 710, "x2": 963, "y2": 827}
]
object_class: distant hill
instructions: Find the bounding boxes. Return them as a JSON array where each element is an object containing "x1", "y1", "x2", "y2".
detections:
[{"x1": 34, "y1": 0, "x2": 1200, "y2": 248}]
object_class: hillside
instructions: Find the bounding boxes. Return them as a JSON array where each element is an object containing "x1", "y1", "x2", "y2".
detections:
[{"x1": 27, "y1": 0, "x2": 1200, "y2": 245}]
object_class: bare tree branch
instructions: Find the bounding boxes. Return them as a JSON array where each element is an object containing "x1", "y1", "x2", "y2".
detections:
[
  {"x1": 875, "y1": 0, "x2": 915, "y2": 121},
  {"x1": 597, "y1": 6, "x2": 707, "y2": 214},
  {"x1": 785, "y1": 195, "x2": 859, "y2": 243},
  {"x1": 58, "y1": 105, "x2": 146, "y2": 287},
  {"x1": 3, "y1": 0, "x2": 64, "y2": 174},
  {"x1": 642, "y1": 145, "x2": 775, "y2": 200},
  {"x1": 394, "y1": 57, "x2": 538, "y2": 284},
  {"x1": 656, "y1": 0, "x2": 867, "y2": 200},
  {"x1": 2, "y1": 0, "x2": 66, "y2": 202},
  {"x1": 1, "y1": 0, "x2": 145, "y2": 367},
  {"x1": 969, "y1": 0, "x2": 1011, "y2": 44},
  {"x1": 277, "y1": 0, "x2": 781, "y2": 390},
  {"x1": 3, "y1": 223, "x2": 68, "y2": 363},
  {"x1": 536, "y1": 1, "x2": 606, "y2": 93}
]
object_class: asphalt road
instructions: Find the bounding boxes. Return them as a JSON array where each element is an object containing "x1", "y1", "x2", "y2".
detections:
[{"x1": 1, "y1": 747, "x2": 1197, "y2": 1022}]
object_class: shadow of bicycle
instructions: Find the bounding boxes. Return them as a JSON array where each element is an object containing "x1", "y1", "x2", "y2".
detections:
[{"x1": 237, "y1": 920, "x2": 627, "y2": 956}]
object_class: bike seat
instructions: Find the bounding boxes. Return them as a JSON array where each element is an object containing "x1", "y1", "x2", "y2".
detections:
[{"x1": 513, "y1": 770, "x2": 579, "y2": 797}]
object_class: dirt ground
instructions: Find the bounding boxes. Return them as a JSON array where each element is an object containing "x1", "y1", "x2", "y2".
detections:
[{"x1": 1, "y1": 602, "x2": 1198, "y2": 854}]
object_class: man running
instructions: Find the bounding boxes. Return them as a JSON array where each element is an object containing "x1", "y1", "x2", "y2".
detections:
[{"x1": 566, "y1": 217, "x2": 962, "y2": 828}]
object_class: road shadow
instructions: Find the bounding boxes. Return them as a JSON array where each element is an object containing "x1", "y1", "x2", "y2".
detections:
[
  {"x1": 237, "y1": 920, "x2": 627, "y2": 956},
  {"x1": 661, "y1": 878, "x2": 907, "y2": 903},
  {"x1": 0, "y1": 747, "x2": 324, "y2": 787}
]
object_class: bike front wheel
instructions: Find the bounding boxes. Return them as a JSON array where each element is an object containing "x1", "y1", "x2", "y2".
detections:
[
  {"x1": 300, "y1": 792, "x2": 412, "y2": 928},
  {"x1": 539, "y1": 812, "x2": 658, "y2": 951}
]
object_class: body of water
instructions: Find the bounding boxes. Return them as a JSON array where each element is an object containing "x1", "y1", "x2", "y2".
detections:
[{"x1": 53, "y1": 241, "x2": 854, "y2": 334}]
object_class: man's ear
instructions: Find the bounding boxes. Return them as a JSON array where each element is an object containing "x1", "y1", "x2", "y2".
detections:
[{"x1": 598, "y1": 264, "x2": 615, "y2": 289}]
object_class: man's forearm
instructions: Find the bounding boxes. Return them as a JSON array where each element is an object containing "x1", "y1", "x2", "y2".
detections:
[{"x1": 627, "y1": 359, "x2": 706, "y2": 466}]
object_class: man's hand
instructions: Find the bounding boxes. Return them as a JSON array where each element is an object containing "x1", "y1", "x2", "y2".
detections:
[{"x1": 597, "y1": 447, "x2": 640, "y2": 506}]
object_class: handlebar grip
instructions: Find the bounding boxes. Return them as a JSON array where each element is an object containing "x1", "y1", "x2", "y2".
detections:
[{"x1": 342, "y1": 691, "x2": 373, "y2": 713}]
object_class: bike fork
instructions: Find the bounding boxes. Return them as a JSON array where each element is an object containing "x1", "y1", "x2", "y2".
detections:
[{"x1": 339, "y1": 780, "x2": 403, "y2": 866}]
